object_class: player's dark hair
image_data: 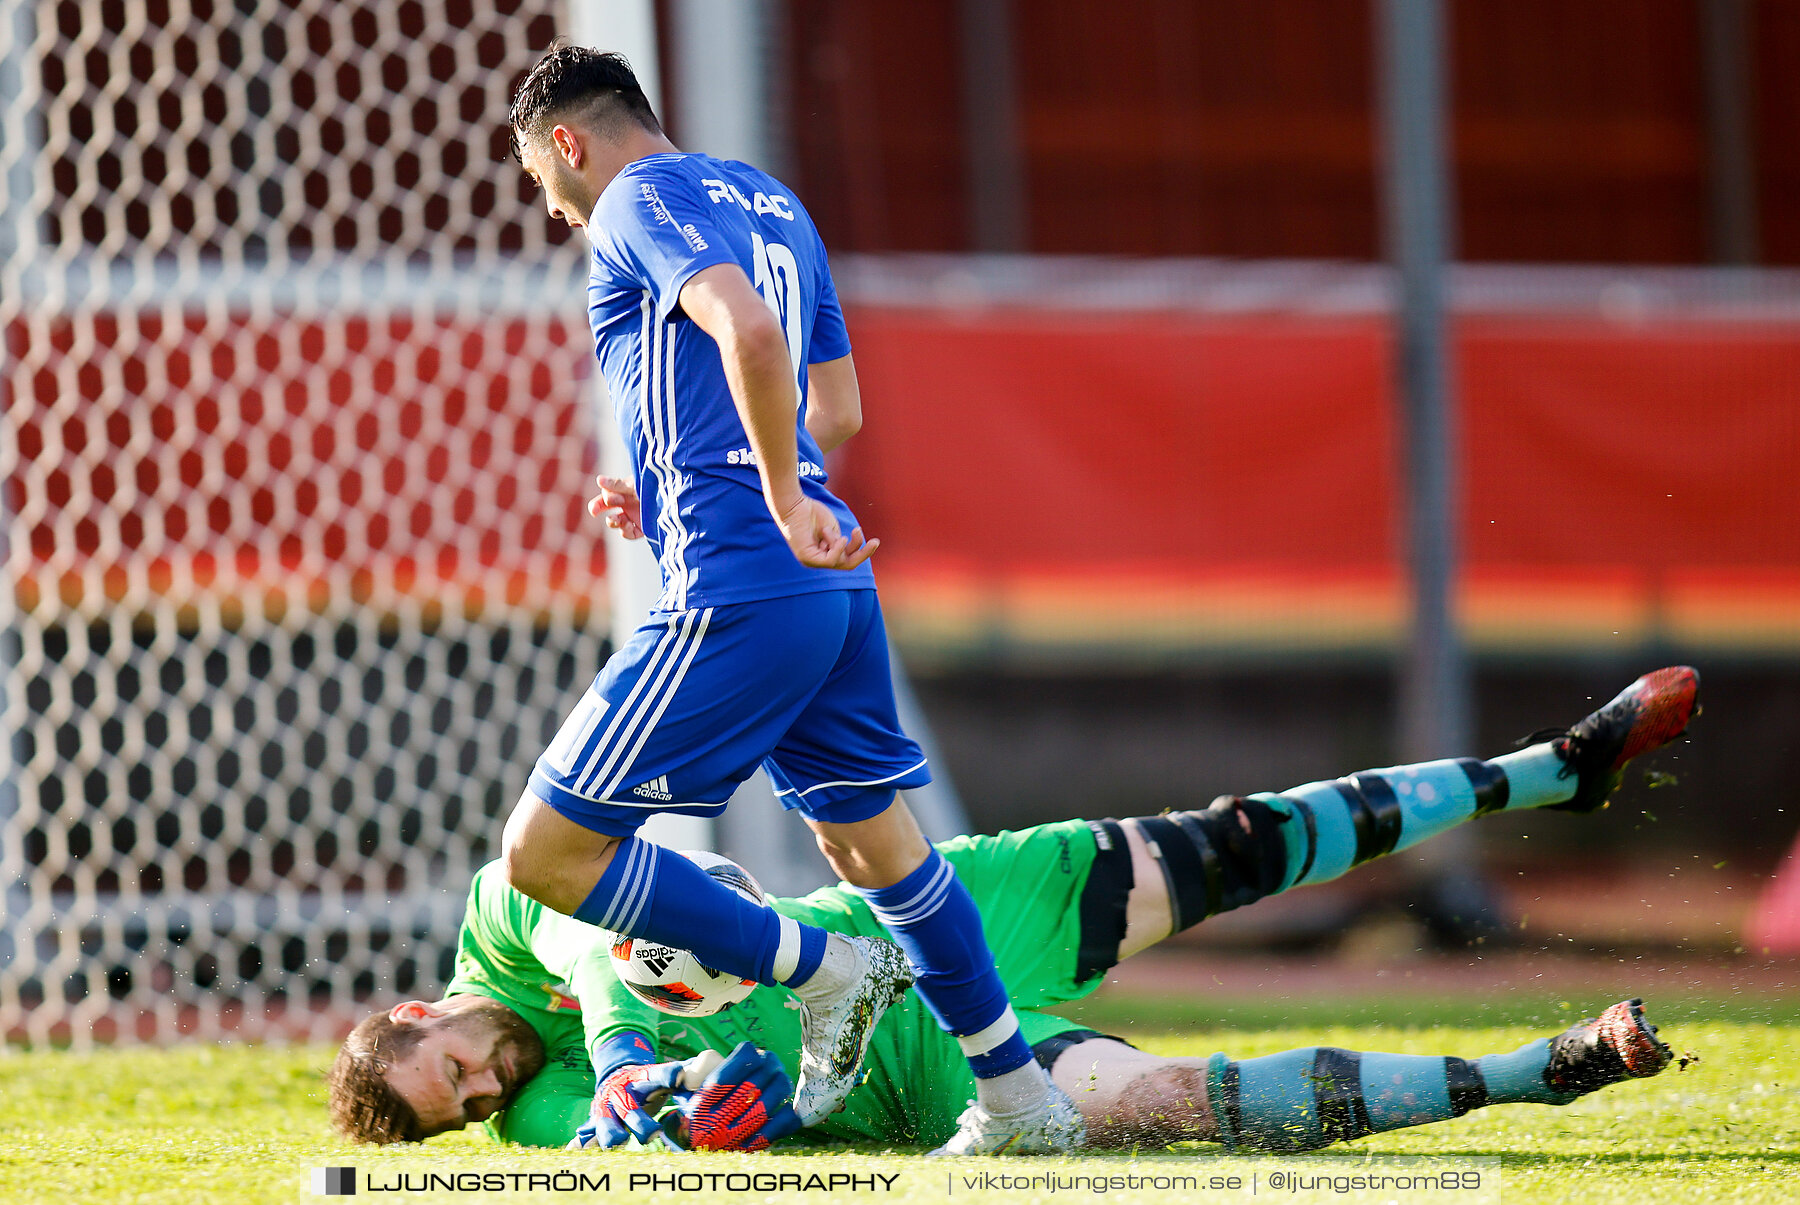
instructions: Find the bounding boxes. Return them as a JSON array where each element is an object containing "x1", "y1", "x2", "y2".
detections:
[
  {"x1": 327, "y1": 1012, "x2": 428, "y2": 1144},
  {"x1": 510, "y1": 42, "x2": 662, "y2": 161}
]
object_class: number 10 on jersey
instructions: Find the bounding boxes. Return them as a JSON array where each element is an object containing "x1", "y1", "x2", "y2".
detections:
[{"x1": 751, "y1": 232, "x2": 804, "y2": 394}]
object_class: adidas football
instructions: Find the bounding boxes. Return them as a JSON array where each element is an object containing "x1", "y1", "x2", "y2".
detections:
[{"x1": 607, "y1": 850, "x2": 765, "y2": 1016}]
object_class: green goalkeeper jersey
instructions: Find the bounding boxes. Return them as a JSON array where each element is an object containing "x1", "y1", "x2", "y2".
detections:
[{"x1": 444, "y1": 819, "x2": 1114, "y2": 1148}]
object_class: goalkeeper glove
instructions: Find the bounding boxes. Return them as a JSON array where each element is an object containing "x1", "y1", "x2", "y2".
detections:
[
  {"x1": 571, "y1": 1050, "x2": 725, "y2": 1150},
  {"x1": 676, "y1": 1041, "x2": 802, "y2": 1152}
]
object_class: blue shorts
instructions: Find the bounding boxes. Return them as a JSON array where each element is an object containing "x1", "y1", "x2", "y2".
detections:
[{"x1": 529, "y1": 589, "x2": 931, "y2": 837}]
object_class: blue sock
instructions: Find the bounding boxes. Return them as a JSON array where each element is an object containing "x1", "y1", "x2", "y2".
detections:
[
  {"x1": 573, "y1": 837, "x2": 825, "y2": 987},
  {"x1": 1257, "y1": 741, "x2": 1574, "y2": 891},
  {"x1": 1209, "y1": 1036, "x2": 1571, "y2": 1152},
  {"x1": 856, "y1": 848, "x2": 1033, "y2": 1078}
]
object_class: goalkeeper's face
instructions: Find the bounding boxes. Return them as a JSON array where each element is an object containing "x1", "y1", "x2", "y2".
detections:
[{"x1": 385, "y1": 996, "x2": 547, "y2": 1136}]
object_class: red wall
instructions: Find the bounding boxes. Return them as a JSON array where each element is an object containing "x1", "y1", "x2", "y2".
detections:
[
  {"x1": 833, "y1": 305, "x2": 1800, "y2": 653},
  {"x1": 10, "y1": 304, "x2": 1797, "y2": 654}
]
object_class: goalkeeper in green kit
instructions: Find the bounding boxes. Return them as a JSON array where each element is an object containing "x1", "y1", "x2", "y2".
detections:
[{"x1": 329, "y1": 669, "x2": 1696, "y2": 1153}]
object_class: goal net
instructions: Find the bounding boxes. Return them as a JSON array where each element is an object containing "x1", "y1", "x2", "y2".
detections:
[{"x1": 0, "y1": 0, "x2": 602, "y2": 1044}]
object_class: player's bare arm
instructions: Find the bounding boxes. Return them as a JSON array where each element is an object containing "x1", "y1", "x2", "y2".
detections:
[
  {"x1": 679, "y1": 264, "x2": 876, "y2": 572},
  {"x1": 803, "y1": 353, "x2": 862, "y2": 454}
]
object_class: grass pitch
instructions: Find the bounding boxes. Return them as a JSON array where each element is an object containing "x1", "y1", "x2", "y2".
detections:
[{"x1": 1, "y1": 1004, "x2": 1795, "y2": 1204}]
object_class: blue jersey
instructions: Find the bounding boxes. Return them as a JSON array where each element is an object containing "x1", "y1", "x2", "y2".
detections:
[{"x1": 583, "y1": 153, "x2": 875, "y2": 610}]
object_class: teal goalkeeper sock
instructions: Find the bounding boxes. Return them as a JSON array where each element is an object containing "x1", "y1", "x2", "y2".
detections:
[
  {"x1": 1255, "y1": 741, "x2": 1573, "y2": 891},
  {"x1": 1207, "y1": 1037, "x2": 1572, "y2": 1152},
  {"x1": 1474, "y1": 1038, "x2": 1578, "y2": 1105}
]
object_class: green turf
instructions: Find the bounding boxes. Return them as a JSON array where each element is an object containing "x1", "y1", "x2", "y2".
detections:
[{"x1": 1, "y1": 1013, "x2": 1794, "y2": 1204}]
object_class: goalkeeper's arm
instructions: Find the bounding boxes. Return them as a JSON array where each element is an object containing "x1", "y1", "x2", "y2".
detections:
[{"x1": 520, "y1": 897, "x2": 674, "y2": 1075}]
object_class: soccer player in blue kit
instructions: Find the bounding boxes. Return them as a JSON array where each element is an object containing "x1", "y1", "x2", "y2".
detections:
[{"x1": 500, "y1": 45, "x2": 1077, "y2": 1154}]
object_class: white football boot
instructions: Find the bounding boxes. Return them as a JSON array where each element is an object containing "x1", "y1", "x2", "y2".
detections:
[
  {"x1": 793, "y1": 935, "x2": 915, "y2": 1125},
  {"x1": 929, "y1": 1080, "x2": 1086, "y2": 1156}
]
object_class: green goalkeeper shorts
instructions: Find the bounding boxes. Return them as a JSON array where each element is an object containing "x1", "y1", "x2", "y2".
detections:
[{"x1": 794, "y1": 818, "x2": 1140, "y2": 1146}]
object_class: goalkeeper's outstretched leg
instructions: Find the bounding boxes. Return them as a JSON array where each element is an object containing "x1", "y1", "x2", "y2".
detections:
[
  {"x1": 1024, "y1": 667, "x2": 1698, "y2": 1151},
  {"x1": 1107, "y1": 666, "x2": 1699, "y2": 955},
  {"x1": 1046, "y1": 998, "x2": 1675, "y2": 1151}
]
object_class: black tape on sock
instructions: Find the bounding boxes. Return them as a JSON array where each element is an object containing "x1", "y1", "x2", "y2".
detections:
[
  {"x1": 1204, "y1": 796, "x2": 1289, "y2": 913},
  {"x1": 1444, "y1": 1056, "x2": 1490, "y2": 1117},
  {"x1": 1166, "y1": 811, "x2": 1224, "y2": 917},
  {"x1": 1281, "y1": 794, "x2": 1319, "y2": 886},
  {"x1": 1136, "y1": 814, "x2": 1211, "y2": 932},
  {"x1": 1136, "y1": 798, "x2": 1289, "y2": 932},
  {"x1": 1075, "y1": 820, "x2": 1134, "y2": 984},
  {"x1": 1334, "y1": 773, "x2": 1404, "y2": 867},
  {"x1": 1218, "y1": 1058, "x2": 1244, "y2": 1149},
  {"x1": 1030, "y1": 1027, "x2": 1138, "y2": 1073},
  {"x1": 1311, "y1": 1048, "x2": 1375, "y2": 1144},
  {"x1": 1457, "y1": 758, "x2": 1511, "y2": 817}
]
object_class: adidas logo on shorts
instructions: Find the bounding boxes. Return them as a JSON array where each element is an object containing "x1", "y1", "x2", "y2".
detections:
[{"x1": 632, "y1": 775, "x2": 673, "y2": 801}]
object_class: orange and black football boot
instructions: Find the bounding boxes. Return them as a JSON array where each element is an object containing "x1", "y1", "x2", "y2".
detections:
[
  {"x1": 1544, "y1": 998, "x2": 1674, "y2": 1095},
  {"x1": 1535, "y1": 666, "x2": 1700, "y2": 813}
]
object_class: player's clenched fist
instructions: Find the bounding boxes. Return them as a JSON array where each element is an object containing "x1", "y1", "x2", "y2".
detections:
[
  {"x1": 676, "y1": 1042, "x2": 801, "y2": 1152},
  {"x1": 588, "y1": 474, "x2": 644, "y2": 540}
]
